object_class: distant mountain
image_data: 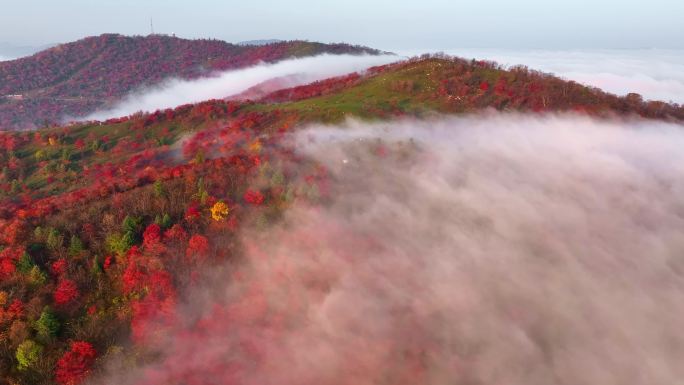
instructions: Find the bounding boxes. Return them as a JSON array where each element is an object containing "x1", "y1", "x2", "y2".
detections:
[
  {"x1": 237, "y1": 39, "x2": 283, "y2": 46},
  {"x1": 0, "y1": 34, "x2": 381, "y2": 129}
]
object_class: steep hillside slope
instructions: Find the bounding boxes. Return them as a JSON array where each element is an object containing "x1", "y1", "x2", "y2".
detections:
[
  {"x1": 0, "y1": 34, "x2": 381, "y2": 130},
  {"x1": 253, "y1": 55, "x2": 684, "y2": 122},
  {"x1": 0, "y1": 55, "x2": 683, "y2": 384}
]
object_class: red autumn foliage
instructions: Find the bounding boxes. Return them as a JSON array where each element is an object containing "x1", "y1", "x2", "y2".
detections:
[
  {"x1": 103, "y1": 256, "x2": 113, "y2": 270},
  {"x1": 122, "y1": 248, "x2": 146, "y2": 294},
  {"x1": 164, "y1": 224, "x2": 188, "y2": 242},
  {"x1": 258, "y1": 73, "x2": 363, "y2": 103},
  {"x1": 243, "y1": 190, "x2": 265, "y2": 206},
  {"x1": 130, "y1": 270, "x2": 177, "y2": 343},
  {"x1": 142, "y1": 223, "x2": 162, "y2": 248},
  {"x1": 0, "y1": 261, "x2": 16, "y2": 279},
  {"x1": 7, "y1": 299, "x2": 24, "y2": 318},
  {"x1": 74, "y1": 138, "x2": 85, "y2": 151},
  {"x1": 0, "y1": 247, "x2": 22, "y2": 279},
  {"x1": 55, "y1": 341, "x2": 96, "y2": 385},
  {"x1": 54, "y1": 279, "x2": 80, "y2": 306},
  {"x1": 186, "y1": 234, "x2": 210, "y2": 260},
  {"x1": 184, "y1": 204, "x2": 201, "y2": 222},
  {"x1": 119, "y1": 244, "x2": 177, "y2": 344},
  {"x1": 1, "y1": 220, "x2": 26, "y2": 245},
  {"x1": 52, "y1": 258, "x2": 68, "y2": 276}
]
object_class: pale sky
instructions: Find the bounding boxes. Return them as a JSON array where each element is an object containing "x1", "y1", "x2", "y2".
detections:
[{"x1": 1, "y1": 0, "x2": 684, "y2": 50}]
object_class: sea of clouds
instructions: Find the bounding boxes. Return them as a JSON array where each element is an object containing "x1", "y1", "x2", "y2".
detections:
[{"x1": 99, "y1": 113, "x2": 684, "y2": 385}]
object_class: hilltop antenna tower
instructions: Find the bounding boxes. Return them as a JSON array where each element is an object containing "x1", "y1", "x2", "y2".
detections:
[{"x1": 150, "y1": 18, "x2": 154, "y2": 35}]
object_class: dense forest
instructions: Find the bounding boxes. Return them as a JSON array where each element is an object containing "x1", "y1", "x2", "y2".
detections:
[
  {"x1": 0, "y1": 52, "x2": 683, "y2": 384},
  {"x1": 0, "y1": 34, "x2": 381, "y2": 130}
]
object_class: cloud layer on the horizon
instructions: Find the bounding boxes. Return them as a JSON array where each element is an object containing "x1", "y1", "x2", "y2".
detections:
[
  {"x1": 82, "y1": 53, "x2": 398, "y2": 122},
  {"x1": 424, "y1": 49, "x2": 684, "y2": 104}
]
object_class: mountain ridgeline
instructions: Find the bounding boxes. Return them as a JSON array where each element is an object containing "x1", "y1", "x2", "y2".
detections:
[
  {"x1": 0, "y1": 37, "x2": 684, "y2": 385},
  {"x1": 0, "y1": 34, "x2": 382, "y2": 130}
]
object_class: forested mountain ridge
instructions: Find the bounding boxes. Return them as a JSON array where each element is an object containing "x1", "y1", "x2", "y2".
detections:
[
  {"x1": 0, "y1": 54, "x2": 683, "y2": 385},
  {"x1": 251, "y1": 55, "x2": 684, "y2": 122},
  {"x1": 0, "y1": 34, "x2": 382, "y2": 130}
]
